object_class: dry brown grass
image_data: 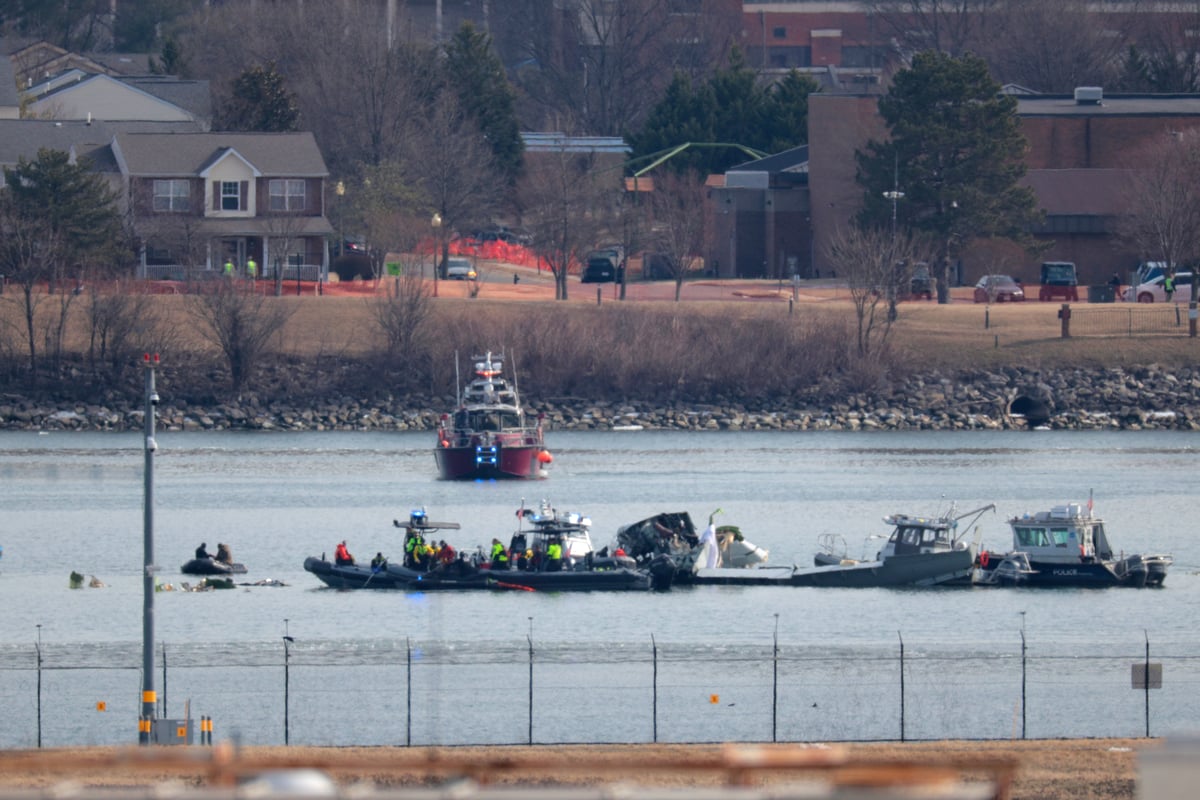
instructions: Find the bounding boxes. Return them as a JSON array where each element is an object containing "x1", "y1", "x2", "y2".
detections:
[{"x1": 0, "y1": 288, "x2": 1189, "y2": 401}]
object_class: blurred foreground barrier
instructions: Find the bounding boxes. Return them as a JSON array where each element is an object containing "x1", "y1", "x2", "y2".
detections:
[{"x1": 0, "y1": 742, "x2": 1017, "y2": 799}]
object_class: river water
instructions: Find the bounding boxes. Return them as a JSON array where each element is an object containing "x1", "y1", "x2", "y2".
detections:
[{"x1": 1, "y1": 429, "x2": 1198, "y2": 747}]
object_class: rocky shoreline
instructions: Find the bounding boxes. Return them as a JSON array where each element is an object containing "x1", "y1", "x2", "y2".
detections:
[{"x1": 3, "y1": 364, "x2": 1198, "y2": 433}]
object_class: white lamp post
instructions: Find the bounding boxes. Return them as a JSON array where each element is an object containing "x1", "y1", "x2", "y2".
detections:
[{"x1": 431, "y1": 212, "x2": 442, "y2": 298}]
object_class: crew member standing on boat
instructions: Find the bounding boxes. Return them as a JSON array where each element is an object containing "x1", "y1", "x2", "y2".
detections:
[
  {"x1": 491, "y1": 538, "x2": 509, "y2": 570},
  {"x1": 405, "y1": 529, "x2": 425, "y2": 568},
  {"x1": 335, "y1": 541, "x2": 355, "y2": 566},
  {"x1": 546, "y1": 538, "x2": 563, "y2": 571},
  {"x1": 195, "y1": 542, "x2": 211, "y2": 560}
]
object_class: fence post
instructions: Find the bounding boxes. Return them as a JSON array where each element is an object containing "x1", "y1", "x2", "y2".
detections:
[
  {"x1": 1020, "y1": 628, "x2": 1027, "y2": 740},
  {"x1": 35, "y1": 625, "x2": 42, "y2": 749},
  {"x1": 406, "y1": 637, "x2": 412, "y2": 747},
  {"x1": 161, "y1": 643, "x2": 167, "y2": 719},
  {"x1": 282, "y1": 626, "x2": 292, "y2": 746},
  {"x1": 1145, "y1": 630, "x2": 1151, "y2": 738},
  {"x1": 772, "y1": 614, "x2": 779, "y2": 743},
  {"x1": 898, "y1": 631, "x2": 905, "y2": 742},
  {"x1": 1059, "y1": 303, "x2": 1071, "y2": 338},
  {"x1": 1190, "y1": 302, "x2": 1198, "y2": 337},
  {"x1": 651, "y1": 634, "x2": 658, "y2": 744},
  {"x1": 528, "y1": 618, "x2": 534, "y2": 746}
]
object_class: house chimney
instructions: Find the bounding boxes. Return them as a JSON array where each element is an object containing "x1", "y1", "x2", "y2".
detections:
[{"x1": 1074, "y1": 86, "x2": 1103, "y2": 105}]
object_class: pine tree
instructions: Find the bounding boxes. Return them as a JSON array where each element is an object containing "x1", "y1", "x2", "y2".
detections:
[
  {"x1": 219, "y1": 62, "x2": 300, "y2": 132},
  {"x1": 855, "y1": 51, "x2": 1042, "y2": 303},
  {"x1": 444, "y1": 22, "x2": 524, "y2": 185}
]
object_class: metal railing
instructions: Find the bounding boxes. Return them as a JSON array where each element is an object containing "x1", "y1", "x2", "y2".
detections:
[{"x1": 1, "y1": 633, "x2": 1193, "y2": 749}]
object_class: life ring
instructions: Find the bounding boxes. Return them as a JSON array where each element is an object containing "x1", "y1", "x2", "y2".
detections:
[{"x1": 980, "y1": 550, "x2": 990, "y2": 568}]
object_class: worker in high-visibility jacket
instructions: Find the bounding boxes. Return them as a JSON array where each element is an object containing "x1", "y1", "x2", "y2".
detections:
[
  {"x1": 490, "y1": 538, "x2": 509, "y2": 570},
  {"x1": 546, "y1": 539, "x2": 563, "y2": 572}
]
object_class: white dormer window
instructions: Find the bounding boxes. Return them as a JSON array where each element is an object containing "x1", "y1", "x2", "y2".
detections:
[
  {"x1": 221, "y1": 181, "x2": 241, "y2": 210},
  {"x1": 269, "y1": 179, "x2": 306, "y2": 211},
  {"x1": 153, "y1": 179, "x2": 190, "y2": 212}
]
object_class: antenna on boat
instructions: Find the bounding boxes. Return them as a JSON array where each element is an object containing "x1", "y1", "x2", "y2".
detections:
[
  {"x1": 509, "y1": 347, "x2": 523, "y2": 410},
  {"x1": 454, "y1": 352, "x2": 462, "y2": 406}
]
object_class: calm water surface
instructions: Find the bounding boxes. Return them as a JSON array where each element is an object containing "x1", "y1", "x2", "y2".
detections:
[{"x1": 2, "y1": 428, "x2": 1198, "y2": 646}]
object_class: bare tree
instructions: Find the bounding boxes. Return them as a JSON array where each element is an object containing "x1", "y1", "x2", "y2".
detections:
[
  {"x1": 518, "y1": 146, "x2": 606, "y2": 300},
  {"x1": 1118, "y1": 130, "x2": 1200, "y2": 276},
  {"x1": 371, "y1": 272, "x2": 434, "y2": 374},
  {"x1": 863, "y1": 0, "x2": 1000, "y2": 62},
  {"x1": 824, "y1": 224, "x2": 925, "y2": 359},
  {"x1": 180, "y1": 3, "x2": 434, "y2": 173},
  {"x1": 0, "y1": 194, "x2": 60, "y2": 378},
  {"x1": 1123, "y1": 2, "x2": 1200, "y2": 92},
  {"x1": 189, "y1": 280, "x2": 295, "y2": 394},
  {"x1": 644, "y1": 170, "x2": 707, "y2": 302},
  {"x1": 977, "y1": 0, "x2": 1126, "y2": 92},
  {"x1": 138, "y1": 213, "x2": 211, "y2": 286},
  {"x1": 263, "y1": 212, "x2": 309, "y2": 297},
  {"x1": 86, "y1": 289, "x2": 160, "y2": 379},
  {"x1": 498, "y1": 0, "x2": 738, "y2": 134},
  {"x1": 405, "y1": 94, "x2": 503, "y2": 286}
]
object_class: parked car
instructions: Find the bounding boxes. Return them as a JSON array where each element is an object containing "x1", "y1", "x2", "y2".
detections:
[
  {"x1": 906, "y1": 262, "x2": 934, "y2": 300},
  {"x1": 973, "y1": 275, "x2": 1026, "y2": 303},
  {"x1": 330, "y1": 236, "x2": 374, "y2": 281},
  {"x1": 581, "y1": 246, "x2": 626, "y2": 283},
  {"x1": 1038, "y1": 261, "x2": 1079, "y2": 302},
  {"x1": 1125, "y1": 271, "x2": 1193, "y2": 303},
  {"x1": 442, "y1": 256, "x2": 476, "y2": 280}
]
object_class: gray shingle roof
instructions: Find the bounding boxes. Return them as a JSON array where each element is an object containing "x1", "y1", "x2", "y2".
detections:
[
  {"x1": 113, "y1": 131, "x2": 328, "y2": 177},
  {"x1": 0, "y1": 118, "x2": 203, "y2": 167},
  {"x1": 123, "y1": 76, "x2": 212, "y2": 120}
]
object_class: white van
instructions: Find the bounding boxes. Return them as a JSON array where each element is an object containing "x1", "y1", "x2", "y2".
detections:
[{"x1": 443, "y1": 257, "x2": 476, "y2": 280}]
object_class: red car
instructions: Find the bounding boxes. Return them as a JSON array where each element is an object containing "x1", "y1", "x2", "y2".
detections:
[{"x1": 973, "y1": 275, "x2": 1026, "y2": 303}]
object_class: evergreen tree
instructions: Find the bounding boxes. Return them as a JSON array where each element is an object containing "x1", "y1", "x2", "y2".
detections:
[
  {"x1": 219, "y1": 62, "x2": 301, "y2": 133},
  {"x1": 628, "y1": 50, "x2": 815, "y2": 176},
  {"x1": 444, "y1": 22, "x2": 524, "y2": 185},
  {"x1": 0, "y1": 148, "x2": 123, "y2": 376},
  {"x1": 855, "y1": 51, "x2": 1042, "y2": 303}
]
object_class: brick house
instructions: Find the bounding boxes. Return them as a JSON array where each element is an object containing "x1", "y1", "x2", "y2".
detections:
[{"x1": 111, "y1": 132, "x2": 334, "y2": 281}]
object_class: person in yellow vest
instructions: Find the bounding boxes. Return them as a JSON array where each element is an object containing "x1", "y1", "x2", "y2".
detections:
[
  {"x1": 246, "y1": 257, "x2": 257, "y2": 279},
  {"x1": 490, "y1": 538, "x2": 509, "y2": 570},
  {"x1": 223, "y1": 258, "x2": 235, "y2": 277},
  {"x1": 546, "y1": 538, "x2": 563, "y2": 572}
]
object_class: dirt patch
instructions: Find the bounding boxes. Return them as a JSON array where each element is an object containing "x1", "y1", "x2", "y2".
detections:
[{"x1": 0, "y1": 739, "x2": 1151, "y2": 799}]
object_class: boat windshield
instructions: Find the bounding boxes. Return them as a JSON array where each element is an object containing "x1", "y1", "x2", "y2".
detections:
[
  {"x1": 1014, "y1": 525, "x2": 1074, "y2": 548},
  {"x1": 455, "y1": 410, "x2": 523, "y2": 430}
]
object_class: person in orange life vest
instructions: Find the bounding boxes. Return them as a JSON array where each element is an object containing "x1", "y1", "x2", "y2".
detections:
[{"x1": 335, "y1": 541, "x2": 355, "y2": 566}]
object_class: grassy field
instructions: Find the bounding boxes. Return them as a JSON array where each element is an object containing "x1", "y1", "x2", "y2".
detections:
[{"x1": 1, "y1": 282, "x2": 1194, "y2": 401}]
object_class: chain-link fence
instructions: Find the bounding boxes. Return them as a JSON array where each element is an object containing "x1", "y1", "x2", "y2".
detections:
[{"x1": 1, "y1": 635, "x2": 1196, "y2": 748}]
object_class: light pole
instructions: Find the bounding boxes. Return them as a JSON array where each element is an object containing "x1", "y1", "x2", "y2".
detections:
[
  {"x1": 283, "y1": 618, "x2": 294, "y2": 745},
  {"x1": 431, "y1": 212, "x2": 442, "y2": 298},
  {"x1": 334, "y1": 181, "x2": 345, "y2": 285}
]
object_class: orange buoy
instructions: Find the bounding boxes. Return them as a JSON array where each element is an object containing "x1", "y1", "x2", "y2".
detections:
[
  {"x1": 980, "y1": 550, "x2": 990, "y2": 568},
  {"x1": 537, "y1": 450, "x2": 553, "y2": 464}
]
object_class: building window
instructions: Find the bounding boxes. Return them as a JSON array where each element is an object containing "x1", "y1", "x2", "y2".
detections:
[
  {"x1": 773, "y1": 26, "x2": 787, "y2": 39},
  {"x1": 221, "y1": 181, "x2": 240, "y2": 211},
  {"x1": 269, "y1": 179, "x2": 306, "y2": 211},
  {"x1": 153, "y1": 179, "x2": 189, "y2": 212}
]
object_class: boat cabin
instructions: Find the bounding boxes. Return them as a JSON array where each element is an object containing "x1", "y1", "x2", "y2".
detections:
[
  {"x1": 879, "y1": 513, "x2": 967, "y2": 558},
  {"x1": 1008, "y1": 504, "x2": 1112, "y2": 563}
]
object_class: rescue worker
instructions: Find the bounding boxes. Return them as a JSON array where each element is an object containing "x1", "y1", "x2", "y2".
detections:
[
  {"x1": 335, "y1": 541, "x2": 355, "y2": 566},
  {"x1": 1165, "y1": 273, "x2": 1176, "y2": 301},
  {"x1": 490, "y1": 538, "x2": 509, "y2": 570},
  {"x1": 438, "y1": 540, "x2": 456, "y2": 567},
  {"x1": 195, "y1": 542, "x2": 211, "y2": 560},
  {"x1": 370, "y1": 551, "x2": 387, "y2": 571},
  {"x1": 405, "y1": 529, "x2": 424, "y2": 568},
  {"x1": 546, "y1": 538, "x2": 563, "y2": 572},
  {"x1": 246, "y1": 257, "x2": 258, "y2": 279},
  {"x1": 223, "y1": 258, "x2": 234, "y2": 277},
  {"x1": 215, "y1": 543, "x2": 233, "y2": 564}
]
